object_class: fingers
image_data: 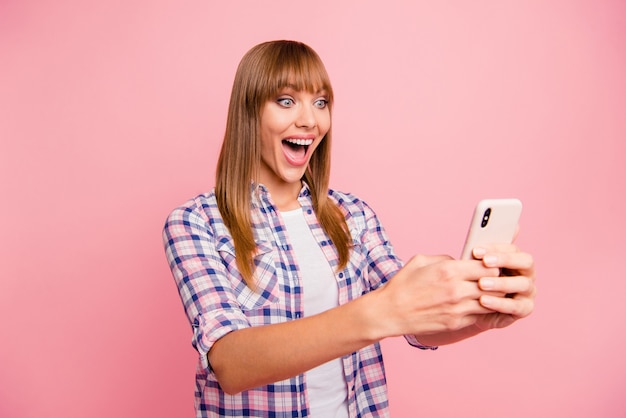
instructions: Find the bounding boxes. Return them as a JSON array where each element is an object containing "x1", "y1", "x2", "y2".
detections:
[
  {"x1": 408, "y1": 253, "x2": 511, "y2": 281},
  {"x1": 472, "y1": 246, "x2": 535, "y2": 277},
  {"x1": 480, "y1": 292, "x2": 535, "y2": 319},
  {"x1": 484, "y1": 252, "x2": 534, "y2": 272},
  {"x1": 405, "y1": 256, "x2": 500, "y2": 285},
  {"x1": 478, "y1": 275, "x2": 535, "y2": 295},
  {"x1": 478, "y1": 272, "x2": 536, "y2": 321},
  {"x1": 471, "y1": 243, "x2": 520, "y2": 258}
]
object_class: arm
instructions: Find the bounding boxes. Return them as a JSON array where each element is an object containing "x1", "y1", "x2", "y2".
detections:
[
  {"x1": 210, "y1": 199, "x2": 536, "y2": 393},
  {"x1": 209, "y1": 258, "x2": 501, "y2": 394},
  {"x1": 209, "y1": 291, "x2": 379, "y2": 394},
  {"x1": 167, "y1": 196, "x2": 534, "y2": 394}
]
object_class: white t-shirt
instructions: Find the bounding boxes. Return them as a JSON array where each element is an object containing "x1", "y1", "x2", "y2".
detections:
[{"x1": 281, "y1": 208, "x2": 349, "y2": 418}]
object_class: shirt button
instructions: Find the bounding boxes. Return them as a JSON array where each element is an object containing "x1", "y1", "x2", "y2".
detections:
[
  {"x1": 338, "y1": 272, "x2": 344, "y2": 278},
  {"x1": 307, "y1": 209, "x2": 312, "y2": 214}
]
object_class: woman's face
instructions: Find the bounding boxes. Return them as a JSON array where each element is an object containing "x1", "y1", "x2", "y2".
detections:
[{"x1": 258, "y1": 86, "x2": 330, "y2": 199}]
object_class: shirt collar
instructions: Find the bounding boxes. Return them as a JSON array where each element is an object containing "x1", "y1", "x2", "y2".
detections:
[{"x1": 251, "y1": 181, "x2": 312, "y2": 210}]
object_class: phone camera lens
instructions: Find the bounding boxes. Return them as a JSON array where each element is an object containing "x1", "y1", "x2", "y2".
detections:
[{"x1": 481, "y1": 208, "x2": 491, "y2": 228}]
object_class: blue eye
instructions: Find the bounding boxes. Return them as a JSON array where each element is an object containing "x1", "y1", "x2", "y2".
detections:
[
  {"x1": 314, "y1": 99, "x2": 328, "y2": 109},
  {"x1": 277, "y1": 98, "x2": 294, "y2": 107}
]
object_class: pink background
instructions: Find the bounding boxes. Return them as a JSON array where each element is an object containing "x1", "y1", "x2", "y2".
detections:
[{"x1": 1, "y1": 1, "x2": 625, "y2": 417}]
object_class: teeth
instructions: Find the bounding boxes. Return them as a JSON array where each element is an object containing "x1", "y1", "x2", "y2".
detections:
[{"x1": 284, "y1": 138, "x2": 313, "y2": 146}]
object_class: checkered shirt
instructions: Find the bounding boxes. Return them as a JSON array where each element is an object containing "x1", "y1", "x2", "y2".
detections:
[{"x1": 163, "y1": 183, "x2": 424, "y2": 417}]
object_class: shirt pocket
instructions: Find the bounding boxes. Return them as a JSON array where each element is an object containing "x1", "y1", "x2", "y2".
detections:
[
  {"x1": 346, "y1": 235, "x2": 369, "y2": 296},
  {"x1": 216, "y1": 239, "x2": 280, "y2": 311}
]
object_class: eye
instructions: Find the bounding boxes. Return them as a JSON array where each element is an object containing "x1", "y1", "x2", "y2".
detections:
[
  {"x1": 314, "y1": 99, "x2": 328, "y2": 109},
  {"x1": 277, "y1": 97, "x2": 294, "y2": 107}
]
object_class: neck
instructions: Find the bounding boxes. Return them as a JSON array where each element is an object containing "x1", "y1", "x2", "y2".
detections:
[
  {"x1": 272, "y1": 189, "x2": 301, "y2": 211},
  {"x1": 260, "y1": 180, "x2": 302, "y2": 211}
]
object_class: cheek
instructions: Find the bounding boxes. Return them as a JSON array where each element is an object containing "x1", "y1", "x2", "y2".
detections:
[
  {"x1": 264, "y1": 116, "x2": 291, "y2": 138},
  {"x1": 319, "y1": 112, "x2": 331, "y2": 135},
  {"x1": 260, "y1": 105, "x2": 286, "y2": 135}
]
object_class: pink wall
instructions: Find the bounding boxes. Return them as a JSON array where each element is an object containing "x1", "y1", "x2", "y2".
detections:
[{"x1": 1, "y1": 1, "x2": 625, "y2": 417}]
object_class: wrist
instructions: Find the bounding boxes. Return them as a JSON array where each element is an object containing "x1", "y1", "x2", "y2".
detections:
[
  {"x1": 416, "y1": 324, "x2": 485, "y2": 347},
  {"x1": 351, "y1": 286, "x2": 399, "y2": 342}
]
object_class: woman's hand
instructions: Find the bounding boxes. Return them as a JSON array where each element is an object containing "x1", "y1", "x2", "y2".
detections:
[
  {"x1": 371, "y1": 255, "x2": 501, "y2": 338},
  {"x1": 370, "y1": 244, "x2": 536, "y2": 346},
  {"x1": 470, "y1": 244, "x2": 537, "y2": 331}
]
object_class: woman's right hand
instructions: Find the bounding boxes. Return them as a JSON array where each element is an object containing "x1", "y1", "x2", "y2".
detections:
[{"x1": 368, "y1": 254, "x2": 502, "y2": 339}]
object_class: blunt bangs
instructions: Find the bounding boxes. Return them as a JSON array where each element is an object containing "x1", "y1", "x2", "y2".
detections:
[{"x1": 253, "y1": 41, "x2": 334, "y2": 106}]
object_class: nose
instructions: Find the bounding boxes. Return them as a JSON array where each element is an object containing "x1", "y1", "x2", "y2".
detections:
[{"x1": 295, "y1": 103, "x2": 316, "y2": 129}]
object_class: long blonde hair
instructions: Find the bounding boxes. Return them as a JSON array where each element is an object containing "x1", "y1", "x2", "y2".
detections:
[{"x1": 215, "y1": 40, "x2": 350, "y2": 287}]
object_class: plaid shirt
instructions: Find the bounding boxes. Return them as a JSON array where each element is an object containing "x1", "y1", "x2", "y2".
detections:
[{"x1": 163, "y1": 183, "x2": 424, "y2": 417}]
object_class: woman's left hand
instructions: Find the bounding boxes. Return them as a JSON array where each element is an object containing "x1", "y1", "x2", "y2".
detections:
[{"x1": 471, "y1": 244, "x2": 537, "y2": 330}]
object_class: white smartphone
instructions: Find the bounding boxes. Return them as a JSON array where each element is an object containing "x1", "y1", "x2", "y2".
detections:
[{"x1": 460, "y1": 198, "x2": 523, "y2": 260}]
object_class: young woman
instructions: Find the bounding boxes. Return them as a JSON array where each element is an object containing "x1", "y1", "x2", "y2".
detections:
[{"x1": 163, "y1": 40, "x2": 536, "y2": 418}]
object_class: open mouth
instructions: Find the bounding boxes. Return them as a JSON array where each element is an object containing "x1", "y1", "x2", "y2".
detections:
[{"x1": 282, "y1": 138, "x2": 313, "y2": 163}]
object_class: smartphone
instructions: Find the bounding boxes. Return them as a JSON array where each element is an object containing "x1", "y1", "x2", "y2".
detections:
[{"x1": 460, "y1": 198, "x2": 523, "y2": 260}]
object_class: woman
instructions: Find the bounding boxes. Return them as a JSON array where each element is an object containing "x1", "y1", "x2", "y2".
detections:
[{"x1": 163, "y1": 40, "x2": 536, "y2": 417}]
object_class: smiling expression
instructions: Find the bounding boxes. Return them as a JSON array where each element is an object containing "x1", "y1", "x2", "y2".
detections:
[{"x1": 258, "y1": 87, "x2": 331, "y2": 201}]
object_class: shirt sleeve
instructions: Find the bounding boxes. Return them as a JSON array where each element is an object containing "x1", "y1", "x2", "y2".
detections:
[
  {"x1": 162, "y1": 201, "x2": 251, "y2": 372},
  {"x1": 404, "y1": 334, "x2": 439, "y2": 350},
  {"x1": 359, "y1": 199, "x2": 404, "y2": 289},
  {"x1": 360, "y1": 200, "x2": 439, "y2": 351}
]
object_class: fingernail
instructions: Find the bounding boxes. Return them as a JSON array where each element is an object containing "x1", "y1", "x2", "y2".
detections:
[
  {"x1": 473, "y1": 247, "x2": 486, "y2": 258},
  {"x1": 484, "y1": 255, "x2": 498, "y2": 267},
  {"x1": 480, "y1": 278, "x2": 495, "y2": 290},
  {"x1": 481, "y1": 295, "x2": 495, "y2": 308}
]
